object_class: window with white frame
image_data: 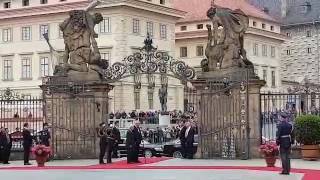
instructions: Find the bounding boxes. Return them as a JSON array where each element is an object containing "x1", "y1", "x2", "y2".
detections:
[
  {"x1": 40, "y1": 57, "x2": 49, "y2": 77},
  {"x1": 3, "y1": 59, "x2": 13, "y2": 81},
  {"x1": 22, "y1": 26, "x2": 32, "y2": 41},
  {"x1": 58, "y1": 28, "x2": 63, "y2": 38},
  {"x1": 253, "y1": 43, "x2": 258, "y2": 56},
  {"x1": 22, "y1": 0, "x2": 29, "y2": 6},
  {"x1": 263, "y1": 69, "x2": 267, "y2": 83},
  {"x1": 133, "y1": 19, "x2": 140, "y2": 34},
  {"x1": 146, "y1": 22, "x2": 154, "y2": 37},
  {"x1": 39, "y1": 24, "x2": 49, "y2": 40},
  {"x1": 100, "y1": 17, "x2": 111, "y2": 33},
  {"x1": 271, "y1": 46, "x2": 276, "y2": 57},
  {"x1": 160, "y1": 24, "x2": 167, "y2": 39},
  {"x1": 180, "y1": 47, "x2": 187, "y2": 58},
  {"x1": 2, "y1": 28, "x2": 12, "y2": 42},
  {"x1": 4, "y1": 2, "x2": 11, "y2": 8},
  {"x1": 196, "y1": 45, "x2": 204, "y2": 56},
  {"x1": 307, "y1": 47, "x2": 312, "y2": 54},
  {"x1": 40, "y1": 0, "x2": 48, "y2": 4},
  {"x1": 262, "y1": 44, "x2": 268, "y2": 57},
  {"x1": 21, "y1": 57, "x2": 32, "y2": 79},
  {"x1": 271, "y1": 70, "x2": 276, "y2": 87},
  {"x1": 101, "y1": 52, "x2": 111, "y2": 60}
]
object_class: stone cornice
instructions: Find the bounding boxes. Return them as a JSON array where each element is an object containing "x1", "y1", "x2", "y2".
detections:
[
  {"x1": 99, "y1": 0, "x2": 185, "y2": 19},
  {"x1": 176, "y1": 28, "x2": 287, "y2": 41},
  {"x1": 0, "y1": 1, "x2": 89, "y2": 20},
  {"x1": 0, "y1": 0, "x2": 185, "y2": 20}
]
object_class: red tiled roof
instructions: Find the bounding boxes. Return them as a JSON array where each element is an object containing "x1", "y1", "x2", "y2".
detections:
[{"x1": 173, "y1": 0, "x2": 277, "y2": 23}]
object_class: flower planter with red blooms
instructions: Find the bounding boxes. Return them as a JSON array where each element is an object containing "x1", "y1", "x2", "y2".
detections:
[
  {"x1": 260, "y1": 141, "x2": 279, "y2": 167},
  {"x1": 32, "y1": 145, "x2": 52, "y2": 167}
]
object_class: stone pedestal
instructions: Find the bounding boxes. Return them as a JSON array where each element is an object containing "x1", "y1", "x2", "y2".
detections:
[
  {"x1": 159, "y1": 114, "x2": 170, "y2": 126},
  {"x1": 192, "y1": 68, "x2": 264, "y2": 159},
  {"x1": 41, "y1": 77, "x2": 113, "y2": 159}
]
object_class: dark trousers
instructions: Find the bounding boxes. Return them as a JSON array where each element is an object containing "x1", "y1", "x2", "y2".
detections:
[
  {"x1": 3, "y1": 147, "x2": 11, "y2": 163},
  {"x1": 112, "y1": 143, "x2": 118, "y2": 158},
  {"x1": 133, "y1": 146, "x2": 139, "y2": 162},
  {"x1": 280, "y1": 147, "x2": 291, "y2": 173},
  {"x1": 106, "y1": 142, "x2": 113, "y2": 163},
  {"x1": 99, "y1": 142, "x2": 107, "y2": 163},
  {"x1": 127, "y1": 147, "x2": 134, "y2": 163},
  {"x1": 182, "y1": 143, "x2": 193, "y2": 159},
  {"x1": 0, "y1": 147, "x2": 4, "y2": 162},
  {"x1": 23, "y1": 146, "x2": 31, "y2": 164}
]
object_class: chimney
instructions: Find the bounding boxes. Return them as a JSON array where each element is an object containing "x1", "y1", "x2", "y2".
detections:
[{"x1": 281, "y1": 0, "x2": 287, "y2": 17}]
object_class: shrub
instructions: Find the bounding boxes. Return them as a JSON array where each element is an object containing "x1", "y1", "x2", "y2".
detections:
[{"x1": 295, "y1": 115, "x2": 320, "y2": 145}]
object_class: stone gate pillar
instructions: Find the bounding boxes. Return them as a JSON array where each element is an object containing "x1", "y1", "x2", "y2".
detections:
[
  {"x1": 192, "y1": 70, "x2": 265, "y2": 159},
  {"x1": 41, "y1": 77, "x2": 113, "y2": 159}
]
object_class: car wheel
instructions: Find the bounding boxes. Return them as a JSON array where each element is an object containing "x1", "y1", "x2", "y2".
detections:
[
  {"x1": 144, "y1": 149, "x2": 153, "y2": 158},
  {"x1": 173, "y1": 151, "x2": 183, "y2": 158}
]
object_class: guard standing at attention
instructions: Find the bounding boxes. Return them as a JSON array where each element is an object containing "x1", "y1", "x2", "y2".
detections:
[
  {"x1": 112, "y1": 122, "x2": 121, "y2": 158},
  {"x1": 38, "y1": 123, "x2": 51, "y2": 146},
  {"x1": 276, "y1": 112, "x2": 295, "y2": 175},
  {"x1": 97, "y1": 122, "x2": 107, "y2": 164}
]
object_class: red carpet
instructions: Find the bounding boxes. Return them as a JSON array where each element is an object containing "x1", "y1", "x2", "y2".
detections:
[{"x1": 0, "y1": 157, "x2": 319, "y2": 180}]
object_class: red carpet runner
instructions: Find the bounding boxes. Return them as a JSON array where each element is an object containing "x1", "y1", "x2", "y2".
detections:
[{"x1": 0, "y1": 157, "x2": 319, "y2": 180}]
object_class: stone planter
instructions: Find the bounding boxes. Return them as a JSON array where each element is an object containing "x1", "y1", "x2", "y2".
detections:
[
  {"x1": 264, "y1": 156, "x2": 277, "y2": 167},
  {"x1": 301, "y1": 145, "x2": 320, "y2": 161},
  {"x1": 35, "y1": 156, "x2": 48, "y2": 167}
]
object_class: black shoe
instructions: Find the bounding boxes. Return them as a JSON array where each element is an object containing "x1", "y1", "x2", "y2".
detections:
[
  {"x1": 24, "y1": 163, "x2": 32, "y2": 165},
  {"x1": 279, "y1": 172, "x2": 290, "y2": 175},
  {"x1": 99, "y1": 162, "x2": 106, "y2": 165}
]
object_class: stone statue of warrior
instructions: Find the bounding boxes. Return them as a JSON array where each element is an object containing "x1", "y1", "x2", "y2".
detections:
[
  {"x1": 204, "y1": 0, "x2": 253, "y2": 71},
  {"x1": 58, "y1": 0, "x2": 106, "y2": 76},
  {"x1": 158, "y1": 84, "x2": 168, "y2": 112}
]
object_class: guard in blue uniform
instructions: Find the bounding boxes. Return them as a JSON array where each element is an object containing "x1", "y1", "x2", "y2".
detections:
[
  {"x1": 276, "y1": 112, "x2": 295, "y2": 175},
  {"x1": 38, "y1": 123, "x2": 51, "y2": 146}
]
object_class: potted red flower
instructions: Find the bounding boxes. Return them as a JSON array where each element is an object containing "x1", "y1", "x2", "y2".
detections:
[
  {"x1": 32, "y1": 145, "x2": 51, "y2": 167},
  {"x1": 259, "y1": 141, "x2": 279, "y2": 167}
]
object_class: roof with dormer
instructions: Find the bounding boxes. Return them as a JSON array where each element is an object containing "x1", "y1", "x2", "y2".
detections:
[
  {"x1": 248, "y1": 0, "x2": 320, "y2": 26},
  {"x1": 173, "y1": 0, "x2": 277, "y2": 23}
]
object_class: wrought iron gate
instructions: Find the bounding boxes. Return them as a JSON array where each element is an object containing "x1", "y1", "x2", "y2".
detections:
[{"x1": 198, "y1": 69, "x2": 250, "y2": 159}]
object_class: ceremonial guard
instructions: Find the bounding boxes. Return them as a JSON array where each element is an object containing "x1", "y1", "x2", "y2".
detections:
[
  {"x1": 276, "y1": 112, "x2": 295, "y2": 175},
  {"x1": 97, "y1": 122, "x2": 107, "y2": 164},
  {"x1": 23, "y1": 123, "x2": 33, "y2": 165},
  {"x1": 105, "y1": 126, "x2": 115, "y2": 164},
  {"x1": 112, "y1": 122, "x2": 121, "y2": 158},
  {"x1": 38, "y1": 123, "x2": 51, "y2": 146}
]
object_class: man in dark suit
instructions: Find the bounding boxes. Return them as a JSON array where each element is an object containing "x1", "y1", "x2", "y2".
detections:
[
  {"x1": 126, "y1": 126, "x2": 135, "y2": 163},
  {"x1": 2, "y1": 128, "x2": 12, "y2": 164},
  {"x1": 276, "y1": 112, "x2": 295, "y2": 175},
  {"x1": 180, "y1": 121, "x2": 195, "y2": 159},
  {"x1": 132, "y1": 120, "x2": 142, "y2": 163},
  {"x1": 0, "y1": 127, "x2": 6, "y2": 163},
  {"x1": 23, "y1": 123, "x2": 33, "y2": 165},
  {"x1": 97, "y1": 122, "x2": 107, "y2": 164},
  {"x1": 112, "y1": 122, "x2": 121, "y2": 158}
]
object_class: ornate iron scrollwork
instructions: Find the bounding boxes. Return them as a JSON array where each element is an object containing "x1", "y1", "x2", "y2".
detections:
[
  {"x1": 103, "y1": 34, "x2": 196, "y2": 82},
  {"x1": 0, "y1": 88, "x2": 23, "y2": 101}
]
